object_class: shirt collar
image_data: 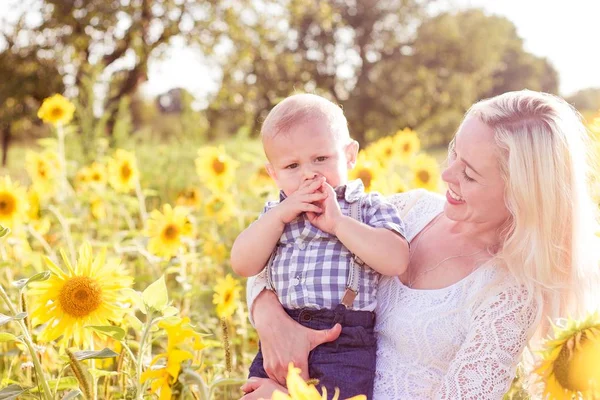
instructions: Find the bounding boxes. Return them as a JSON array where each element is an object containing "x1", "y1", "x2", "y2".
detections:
[{"x1": 278, "y1": 179, "x2": 365, "y2": 203}]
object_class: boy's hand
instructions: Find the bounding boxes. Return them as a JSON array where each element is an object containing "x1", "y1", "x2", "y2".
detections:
[
  {"x1": 274, "y1": 177, "x2": 328, "y2": 225},
  {"x1": 306, "y1": 182, "x2": 344, "y2": 234}
]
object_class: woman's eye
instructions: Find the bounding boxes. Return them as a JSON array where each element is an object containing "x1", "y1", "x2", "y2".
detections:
[{"x1": 462, "y1": 170, "x2": 475, "y2": 182}]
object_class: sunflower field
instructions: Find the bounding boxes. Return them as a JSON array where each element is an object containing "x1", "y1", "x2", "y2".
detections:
[{"x1": 0, "y1": 94, "x2": 599, "y2": 400}]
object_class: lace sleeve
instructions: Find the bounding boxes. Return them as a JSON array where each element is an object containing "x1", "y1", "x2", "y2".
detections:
[
  {"x1": 434, "y1": 284, "x2": 539, "y2": 400},
  {"x1": 245, "y1": 268, "x2": 269, "y2": 327}
]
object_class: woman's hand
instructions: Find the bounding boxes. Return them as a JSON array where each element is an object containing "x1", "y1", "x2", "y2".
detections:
[
  {"x1": 240, "y1": 377, "x2": 286, "y2": 399},
  {"x1": 253, "y1": 290, "x2": 342, "y2": 385}
]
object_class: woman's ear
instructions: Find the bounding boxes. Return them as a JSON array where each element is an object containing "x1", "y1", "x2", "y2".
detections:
[{"x1": 345, "y1": 140, "x2": 359, "y2": 169}]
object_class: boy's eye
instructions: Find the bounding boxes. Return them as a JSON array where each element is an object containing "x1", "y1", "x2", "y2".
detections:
[
  {"x1": 315, "y1": 156, "x2": 328, "y2": 162},
  {"x1": 285, "y1": 163, "x2": 298, "y2": 169}
]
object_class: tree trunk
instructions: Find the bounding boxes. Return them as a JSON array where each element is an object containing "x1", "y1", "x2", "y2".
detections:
[{"x1": 1, "y1": 123, "x2": 11, "y2": 167}]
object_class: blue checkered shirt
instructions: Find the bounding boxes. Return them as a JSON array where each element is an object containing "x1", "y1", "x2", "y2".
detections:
[{"x1": 257, "y1": 179, "x2": 405, "y2": 311}]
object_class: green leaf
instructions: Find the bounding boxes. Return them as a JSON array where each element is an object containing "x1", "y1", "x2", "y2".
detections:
[
  {"x1": 0, "y1": 314, "x2": 13, "y2": 327},
  {"x1": 142, "y1": 275, "x2": 168, "y2": 313},
  {"x1": 0, "y1": 226, "x2": 11, "y2": 239},
  {"x1": 162, "y1": 306, "x2": 179, "y2": 317},
  {"x1": 87, "y1": 369, "x2": 119, "y2": 379},
  {"x1": 86, "y1": 325, "x2": 126, "y2": 341},
  {"x1": 61, "y1": 390, "x2": 82, "y2": 400},
  {"x1": 0, "y1": 384, "x2": 26, "y2": 400},
  {"x1": 0, "y1": 333, "x2": 22, "y2": 343},
  {"x1": 12, "y1": 313, "x2": 27, "y2": 321},
  {"x1": 123, "y1": 288, "x2": 146, "y2": 314},
  {"x1": 12, "y1": 271, "x2": 51, "y2": 289},
  {"x1": 72, "y1": 348, "x2": 118, "y2": 361},
  {"x1": 209, "y1": 377, "x2": 248, "y2": 388},
  {"x1": 29, "y1": 377, "x2": 78, "y2": 392}
]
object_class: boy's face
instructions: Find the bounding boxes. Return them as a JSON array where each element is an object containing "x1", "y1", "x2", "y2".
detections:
[{"x1": 264, "y1": 118, "x2": 358, "y2": 197}]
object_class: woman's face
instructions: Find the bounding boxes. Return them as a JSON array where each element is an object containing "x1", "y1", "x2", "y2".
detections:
[{"x1": 441, "y1": 115, "x2": 511, "y2": 229}]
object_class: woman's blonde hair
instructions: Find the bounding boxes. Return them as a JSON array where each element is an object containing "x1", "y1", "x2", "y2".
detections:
[{"x1": 467, "y1": 90, "x2": 600, "y2": 329}]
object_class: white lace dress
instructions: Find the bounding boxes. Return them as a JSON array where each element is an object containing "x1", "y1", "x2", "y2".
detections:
[{"x1": 246, "y1": 190, "x2": 539, "y2": 400}]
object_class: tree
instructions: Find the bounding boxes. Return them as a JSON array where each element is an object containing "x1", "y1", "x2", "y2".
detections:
[
  {"x1": 566, "y1": 88, "x2": 600, "y2": 113},
  {"x1": 0, "y1": 18, "x2": 64, "y2": 165},
  {"x1": 28, "y1": 0, "x2": 223, "y2": 137},
  {"x1": 207, "y1": 6, "x2": 559, "y2": 147}
]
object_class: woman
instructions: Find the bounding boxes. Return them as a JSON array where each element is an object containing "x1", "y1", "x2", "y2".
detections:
[{"x1": 241, "y1": 90, "x2": 600, "y2": 399}]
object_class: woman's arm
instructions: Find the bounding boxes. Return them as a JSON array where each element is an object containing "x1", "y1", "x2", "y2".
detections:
[
  {"x1": 434, "y1": 284, "x2": 540, "y2": 399},
  {"x1": 250, "y1": 289, "x2": 342, "y2": 384}
]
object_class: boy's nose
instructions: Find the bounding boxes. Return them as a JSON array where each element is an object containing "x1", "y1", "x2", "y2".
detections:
[{"x1": 302, "y1": 170, "x2": 319, "y2": 181}]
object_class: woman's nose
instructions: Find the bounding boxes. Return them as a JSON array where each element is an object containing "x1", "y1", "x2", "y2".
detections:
[{"x1": 441, "y1": 162, "x2": 457, "y2": 184}]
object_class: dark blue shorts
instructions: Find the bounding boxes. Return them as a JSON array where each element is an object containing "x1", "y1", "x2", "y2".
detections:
[{"x1": 249, "y1": 305, "x2": 376, "y2": 399}]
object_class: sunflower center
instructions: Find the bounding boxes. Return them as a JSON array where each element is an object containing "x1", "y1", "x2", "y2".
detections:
[
  {"x1": 50, "y1": 107, "x2": 65, "y2": 120},
  {"x1": 209, "y1": 199, "x2": 225, "y2": 213},
  {"x1": 121, "y1": 164, "x2": 132, "y2": 180},
  {"x1": 357, "y1": 169, "x2": 373, "y2": 189},
  {"x1": 58, "y1": 276, "x2": 103, "y2": 318},
  {"x1": 417, "y1": 170, "x2": 430, "y2": 183},
  {"x1": 385, "y1": 147, "x2": 393, "y2": 156},
  {"x1": 403, "y1": 143, "x2": 411, "y2": 152},
  {"x1": 0, "y1": 194, "x2": 16, "y2": 216},
  {"x1": 212, "y1": 158, "x2": 226, "y2": 175},
  {"x1": 92, "y1": 173, "x2": 101, "y2": 182},
  {"x1": 37, "y1": 163, "x2": 48, "y2": 178},
  {"x1": 552, "y1": 334, "x2": 581, "y2": 392},
  {"x1": 163, "y1": 224, "x2": 179, "y2": 240},
  {"x1": 224, "y1": 291, "x2": 232, "y2": 304},
  {"x1": 258, "y1": 167, "x2": 270, "y2": 179}
]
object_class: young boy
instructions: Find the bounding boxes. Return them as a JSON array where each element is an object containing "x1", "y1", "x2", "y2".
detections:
[{"x1": 231, "y1": 93, "x2": 409, "y2": 398}]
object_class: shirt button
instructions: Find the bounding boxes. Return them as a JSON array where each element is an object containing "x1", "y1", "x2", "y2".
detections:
[
  {"x1": 291, "y1": 277, "x2": 301, "y2": 286},
  {"x1": 296, "y1": 241, "x2": 306, "y2": 250}
]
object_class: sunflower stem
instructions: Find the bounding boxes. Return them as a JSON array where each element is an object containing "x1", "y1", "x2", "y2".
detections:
[
  {"x1": 56, "y1": 124, "x2": 67, "y2": 203},
  {"x1": 136, "y1": 313, "x2": 155, "y2": 400},
  {"x1": 0, "y1": 284, "x2": 53, "y2": 400},
  {"x1": 135, "y1": 178, "x2": 148, "y2": 230},
  {"x1": 26, "y1": 224, "x2": 57, "y2": 260},
  {"x1": 48, "y1": 205, "x2": 77, "y2": 266}
]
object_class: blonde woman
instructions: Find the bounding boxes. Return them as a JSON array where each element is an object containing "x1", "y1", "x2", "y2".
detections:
[{"x1": 240, "y1": 90, "x2": 600, "y2": 399}]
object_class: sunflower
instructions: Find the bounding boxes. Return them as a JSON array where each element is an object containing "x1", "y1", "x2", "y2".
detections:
[
  {"x1": 147, "y1": 204, "x2": 193, "y2": 259},
  {"x1": 141, "y1": 348, "x2": 193, "y2": 400},
  {"x1": 364, "y1": 136, "x2": 396, "y2": 168},
  {"x1": 27, "y1": 243, "x2": 133, "y2": 348},
  {"x1": 108, "y1": 149, "x2": 139, "y2": 193},
  {"x1": 273, "y1": 363, "x2": 366, "y2": 400},
  {"x1": 212, "y1": 274, "x2": 242, "y2": 319},
  {"x1": 26, "y1": 188, "x2": 51, "y2": 235},
  {"x1": 195, "y1": 146, "x2": 239, "y2": 193},
  {"x1": 203, "y1": 193, "x2": 236, "y2": 224},
  {"x1": 250, "y1": 164, "x2": 277, "y2": 197},
  {"x1": 394, "y1": 128, "x2": 421, "y2": 164},
  {"x1": 37, "y1": 94, "x2": 76, "y2": 126},
  {"x1": 0, "y1": 176, "x2": 29, "y2": 228},
  {"x1": 176, "y1": 187, "x2": 202, "y2": 210},
  {"x1": 25, "y1": 150, "x2": 60, "y2": 197},
  {"x1": 141, "y1": 317, "x2": 204, "y2": 400},
  {"x1": 378, "y1": 173, "x2": 408, "y2": 196},
  {"x1": 349, "y1": 153, "x2": 384, "y2": 192},
  {"x1": 410, "y1": 153, "x2": 440, "y2": 191},
  {"x1": 534, "y1": 313, "x2": 600, "y2": 400}
]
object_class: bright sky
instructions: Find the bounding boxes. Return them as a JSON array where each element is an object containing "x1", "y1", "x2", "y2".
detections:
[{"x1": 1, "y1": 1, "x2": 598, "y2": 99}]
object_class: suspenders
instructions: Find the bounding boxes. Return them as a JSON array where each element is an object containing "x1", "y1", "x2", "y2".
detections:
[{"x1": 265, "y1": 198, "x2": 364, "y2": 309}]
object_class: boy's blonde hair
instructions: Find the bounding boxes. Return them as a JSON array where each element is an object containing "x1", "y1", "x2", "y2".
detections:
[{"x1": 261, "y1": 93, "x2": 350, "y2": 143}]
